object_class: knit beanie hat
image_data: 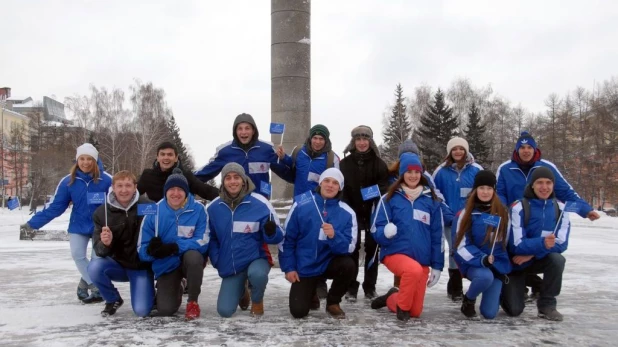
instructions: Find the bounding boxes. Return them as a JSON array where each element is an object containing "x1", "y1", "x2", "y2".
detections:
[
  {"x1": 76, "y1": 143, "x2": 98, "y2": 161},
  {"x1": 318, "y1": 168, "x2": 344, "y2": 191},
  {"x1": 515, "y1": 131, "x2": 537, "y2": 151},
  {"x1": 163, "y1": 168, "x2": 189, "y2": 196},
  {"x1": 397, "y1": 139, "x2": 420, "y2": 157},
  {"x1": 221, "y1": 162, "x2": 248, "y2": 182},
  {"x1": 446, "y1": 137, "x2": 469, "y2": 155},
  {"x1": 309, "y1": 124, "x2": 330, "y2": 140},
  {"x1": 473, "y1": 170, "x2": 497, "y2": 189},
  {"x1": 530, "y1": 167, "x2": 554, "y2": 184},
  {"x1": 399, "y1": 153, "x2": 423, "y2": 176}
]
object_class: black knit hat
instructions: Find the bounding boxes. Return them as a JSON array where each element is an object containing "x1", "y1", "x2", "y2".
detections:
[
  {"x1": 530, "y1": 167, "x2": 554, "y2": 184},
  {"x1": 473, "y1": 170, "x2": 497, "y2": 189},
  {"x1": 163, "y1": 168, "x2": 189, "y2": 196}
]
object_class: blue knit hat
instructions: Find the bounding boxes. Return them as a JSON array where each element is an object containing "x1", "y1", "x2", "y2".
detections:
[
  {"x1": 399, "y1": 153, "x2": 423, "y2": 176},
  {"x1": 163, "y1": 168, "x2": 189, "y2": 196},
  {"x1": 515, "y1": 131, "x2": 537, "y2": 151}
]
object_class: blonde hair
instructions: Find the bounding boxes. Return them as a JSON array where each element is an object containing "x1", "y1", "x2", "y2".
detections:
[
  {"x1": 112, "y1": 170, "x2": 137, "y2": 185},
  {"x1": 68, "y1": 156, "x2": 100, "y2": 185}
]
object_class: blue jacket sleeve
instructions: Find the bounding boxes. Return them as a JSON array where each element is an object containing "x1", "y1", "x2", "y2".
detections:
[
  {"x1": 508, "y1": 205, "x2": 546, "y2": 256},
  {"x1": 327, "y1": 208, "x2": 356, "y2": 255},
  {"x1": 370, "y1": 196, "x2": 395, "y2": 246},
  {"x1": 270, "y1": 150, "x2": 295, "y2": 184},
  {"x1": 261, "y1": 202, "x2": 284, "y2": 244},
  {"x1": 279, "y1": 202, "x2": 299, "y2": 273},
  {"x1": 430, "y1": 202, "x2": 445, "y2": 271},
  {"x1": 176, "y1": 207, "x2": 209, "y2": 254},
  {"x1": 207, "y1": 211, "x2": 220, "y2": 268},
  {"x1": 194, "y1": 148, "x2": 227, "y2": 182},
  {"x1": 27, "y1": 177, "x2": 71, "y2": 229},
  {"x1": 138, "y1": 215, "x2": 156, "y2": 263},
  {"x1": 440, "y1": 202, "x2": 454, "y2": 227},
  {"x1": 496, "y1": 167, "x2": 509, "y2": 207},
  {"x1": 549, "y1": 164, "x2": 593, "y2": 218}
]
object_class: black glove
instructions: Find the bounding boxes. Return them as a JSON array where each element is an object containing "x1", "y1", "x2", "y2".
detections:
[
  {"x1": 264, "y1": 220, "x2": 277, "y2": 237},
  {"x1": 149, "y1": 240, "x2": 179, "y2": 259},
  {"x1": 147, "y1": 236, "x2": 163, "y2": 256}
]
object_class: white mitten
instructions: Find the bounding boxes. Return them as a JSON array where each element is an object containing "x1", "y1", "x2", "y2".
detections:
[
  {"x1": 384, "y1": 222, "x2": 397, "y2": 239},
  {"x1": 427, "y1": 269, "x2": 442, "y2": 288}
]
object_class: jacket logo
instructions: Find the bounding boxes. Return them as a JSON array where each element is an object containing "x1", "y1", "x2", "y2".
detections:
[{"x1": 244, "y1": 224, "x2": 252, "y2": 233}]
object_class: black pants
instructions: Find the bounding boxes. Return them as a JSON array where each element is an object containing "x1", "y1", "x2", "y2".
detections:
[
  {"x1": 289, "y1": 256, "x2": 355, "y2": 318},
  {"x1": 349, "y1": 228, "x2": 379, "y2": 294},
  {"x1": 501, "y1": 253, "x2": 566, "y2": 316},
  {"x1": 156, "y1": 250, "x2": 204, "y2": 316}
]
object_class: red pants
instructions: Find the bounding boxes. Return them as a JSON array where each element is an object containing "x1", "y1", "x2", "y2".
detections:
[{"x1": 383, "y1": 254, "x2": 429, "y2": 318}]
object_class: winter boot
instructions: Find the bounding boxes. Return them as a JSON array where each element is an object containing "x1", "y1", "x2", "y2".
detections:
[
  {"x1": 310, "y1": 293, "x2": 320, "y2": 310},
  {"x1": 238, "y1": 280, "x2": 251, "y2": 311},
  {"x1": 250, "y1": 301, "x2": 264, "y2": 317},
  {"x1": 77, "y1": 278, "x2": 89, "y2": 301},
  {"x1": 82, "y1": 284, "x2": 104, "y2": 304},
  {"x1": 448, "y1": 269, "x2": 463, "y2": 302},
  {"x1": 101, "y1": 298, "x2": 124, "y2": 317},
  {"x1": 185, "y1": 301, "x2": 200, "y2": 321},
  {"x1": 396, "y1": 305, "x2": 410, "y2": 322},
  {"x1": 316, "y1": 279, "x2": 328, "y2": 299},
  {"x1": 371, "y1": 287, "x2": 399, "y2": 309},
  {"x1": 345, "y1": 282, "x2": 359, "y2": 302},
  {"x1": 364, "y1": 289, "x2": 378, "y2": 300},
  {"x1": 538, "y1": 307, "x2": 563, "y2": 321},
  {"x1": 326, "y1": 304, "x2": 346, "y2": 319},
  {"x1": 461, "y1": 295, "x2": 477, "y2": 318}
]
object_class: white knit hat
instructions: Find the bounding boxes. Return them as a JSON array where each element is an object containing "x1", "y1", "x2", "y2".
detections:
[
  {"x1": 76, "y1": 143, "x2": 99, "y2": 161},
  {"x1": 318, "y1": 168, "x2": 344, "y2": 191},
  {"x1": 446, "y1": 137, "x2": 469, "y2": 155}
]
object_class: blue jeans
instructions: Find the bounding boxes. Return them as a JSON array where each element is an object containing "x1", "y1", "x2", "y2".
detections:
[
  {"x1": 70, "y1": 233, "x2": 99, "y2": 284},
  {"x1": 217, "y1": 258, "x2": 270, "y2": 318},
  {"x1": 465, "y1": 267, "x2": 503, "y2": 319},
  {"x1": 88, "y1": 257, "x2": 155, "y2": 317}
]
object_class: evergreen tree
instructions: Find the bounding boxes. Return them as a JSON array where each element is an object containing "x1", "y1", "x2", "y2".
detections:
[
  {"x1": 166, "y1": 115, "x2": 194, "y2": 171},
  {"x1": 463, "y1": 102, "x2": 490, "y2": 166},
  {"x1": 416, "y1": 88, "x2": 459, "y2": 171},
  {"x1": 382, "y1": 83, "x2": 412, "y2": 164}
]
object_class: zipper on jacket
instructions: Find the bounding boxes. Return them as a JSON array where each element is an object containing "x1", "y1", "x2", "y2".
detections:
[{"x1": 220, "y1": 200, "x2": 250, "y2": 275}]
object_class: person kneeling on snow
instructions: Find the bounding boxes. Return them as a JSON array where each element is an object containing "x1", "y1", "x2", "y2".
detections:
[
  {"x1": 138, "y1": 169, "x2": 209, "y2": 320},
  {"x1": 88, "y1": 170, "x2": 154, "y2": 317},
  {"x1": 500, "y1": 167, "x2": 569, "y2": 321},
  {"x1": 208, "y1": 163, "x2": 284, "y2": 317},
  {"x1": 279, "y1": 168, "x2": 357, "y2": 319},
  {"x1": 452, "y1": 170, "x2": 512, "y2": 319},
  {"x1": 369, "y1": 153, "x2": 444, "y2": 321}
]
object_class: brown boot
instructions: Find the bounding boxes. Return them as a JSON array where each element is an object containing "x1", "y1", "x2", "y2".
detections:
[
  {"x1": 310, "y1": 294, "x2": 320, "y2": 310},
  {"x1": 394, "y1": 276, "x2": 401, "y2": 288},
  {"x1": 250, "y1": 301, "x2": 264, "y2": 316},
  {"x1": 326, "y1": 304, "x2": 346, "y2": 319},
  {"x1": 239, "y1": 280, "x2": 251, "y2": 311}
]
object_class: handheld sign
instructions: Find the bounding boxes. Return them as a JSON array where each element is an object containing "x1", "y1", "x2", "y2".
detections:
[
  {"x1": 563, "y1": 201, "x2": 579, "y2": 213},
  {"x1": 138, "y1": 203, "x2": 158, "y2": 216},
  {"x1": 8, "y1": 197, "x2": 20, "y2": 211},
  {"x1": 87, "y1": 192, "x2": 106, "y2": 205},
  {"x1": 260, "y1": 181, "x2": 272, "y2": 197},
  {"x1": 293, "y1": 191, "x2": 325, "y2": 224},
  {"x1": 269, "y1": 122, "x2": 285, "y2": 134},
  {"x1": 361, "y1": 185, "x2": 381, "y2": 201},
  {"x1": 481, "y1": 213, "x2": 501, "y2": 227}
]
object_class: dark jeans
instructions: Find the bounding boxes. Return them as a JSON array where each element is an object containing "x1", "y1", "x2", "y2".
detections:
[
  {"x1": 156, "y1": 250, "x2": 204, "y2": 316},
  {"x1": 349, "y1": 228, "x2": 379, "y2": 294},
  {"x1": 501, "y1": 253, "x2": 566, "y2": 316},
  {"x1": 289, "y1": 256, "x2": 355, "y2": 318}
]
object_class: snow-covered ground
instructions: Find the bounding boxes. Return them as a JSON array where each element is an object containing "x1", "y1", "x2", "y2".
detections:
[{"x1": 0, "y1": 208, "x2": 616, "y2": 346}]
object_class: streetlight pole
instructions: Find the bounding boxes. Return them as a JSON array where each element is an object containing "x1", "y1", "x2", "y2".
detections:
[{"x1": 1, "y1": 99, "x2": 6, "y2": 208}]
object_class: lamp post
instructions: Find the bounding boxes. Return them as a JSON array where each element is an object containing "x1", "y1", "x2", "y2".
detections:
[{"x1": 1, "y1": 99, "x2": 5, "y2": 208}]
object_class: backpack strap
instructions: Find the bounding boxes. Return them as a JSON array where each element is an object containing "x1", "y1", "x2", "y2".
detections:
[
  {"x1": 326, "y1": 150, "x2": 335, "y2": 168},
  {"x1": 552, "y1": 198, "x2": 560, "y2": 225},
  {"x1": 521, "y1": 198, "x2": 531, "y2": 227},
  {"x1": 291, "y1": 146, "x2": 301, "y2": 169}
]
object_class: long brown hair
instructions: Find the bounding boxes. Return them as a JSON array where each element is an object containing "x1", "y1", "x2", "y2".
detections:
[
  {"x1": 68, "y1": 161, "x2": 101, "y2": 186},
  {"x1": 385, "y1": 174, "x2": 439, "y2": 202},
  {"x1": 454, "y1": 188, "x2": 509, "y2": 249},
  {"x1": 442, "y1": 150, "x2": 467, "y2": 169}
]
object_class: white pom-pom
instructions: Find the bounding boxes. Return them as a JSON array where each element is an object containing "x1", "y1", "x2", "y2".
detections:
[{"x1": 384, "y1": 222, "x2": 398, "y2": 239}]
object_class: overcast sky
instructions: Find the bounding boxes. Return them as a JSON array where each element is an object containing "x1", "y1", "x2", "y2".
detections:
[{"x1": 2, "y1": 0, "x2": 617, "y2": 164}]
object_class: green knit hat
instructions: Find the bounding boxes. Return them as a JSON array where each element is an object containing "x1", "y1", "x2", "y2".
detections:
[{"x1": 309, "y1": 124, "x2": 330, "y2": 140}]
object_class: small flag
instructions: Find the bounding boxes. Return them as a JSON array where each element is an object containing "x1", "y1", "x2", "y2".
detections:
[
  {"x1": 260, "y1": 181, "x2": 272, "y2": 197},
  {"x1": 361, "y1": 185, "x2": 381, "y2": 201},
  {"x1": 8, "y1": 197, "x2": 20, "y2": 210},
  {"x1": 269, "y1": 122, "x2": 285, "y2": 134},
  {"x1": 87, "y1": 192, "x2": 106, "y2": 205},
  {"x1": 294, "y1": 191, "x2": 314, "y2": 207},
  {"x1": 481, "y1": 213, "x2": 501, "y2": 227},
  {"x1": 563, "y1": 201, "x2": 580, "y2": 213},
  {"x1": 137, "y1": 203, "x2": 158, "y2": 216}
]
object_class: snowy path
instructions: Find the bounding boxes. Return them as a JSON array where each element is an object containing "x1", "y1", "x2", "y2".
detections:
[{"x1": 0, "y1": 209, "x2": 616, "y2": 346}]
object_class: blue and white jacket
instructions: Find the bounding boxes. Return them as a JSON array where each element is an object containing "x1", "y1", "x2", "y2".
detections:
[
  {"x1": 278, "y1": 192, "x2": 357, "y2": 278},
  {"x1": 496, "y1": 159, "x2": 592, "y2": 218},
  {"x1": 508, "y1": 195, "x2": 570, "y2": 271},
  {"x1": 281, "y1": 144, "x2": 340, "y2": 197},
  {"x1": 371, "y1": 187, "x2": 444, "y2": 270},
  {"x1": 27, "y1": 159, "x2": 112, "y2": 236},
  {"x1": 207, "y1": 193, "x2": 284, "y2": 278},
  {"x1": 194, "y1": 139, "x2": 290, "y2": 198},
  {"x1": 138, "y1": 194, "x2": 209, "y2": 279},
  {"x1": 452, "y1": 209, "x2": 512, "y2": 277},
  {"x1": 432, "y1": 154, "x2": 483, "y2": 215}
]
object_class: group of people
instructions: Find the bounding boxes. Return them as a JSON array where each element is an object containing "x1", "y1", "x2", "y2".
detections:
[{"x1": 19, "y1": 113, "x2": 599, "y2": 323}]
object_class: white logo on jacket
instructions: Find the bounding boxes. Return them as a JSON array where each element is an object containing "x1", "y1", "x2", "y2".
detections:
[
  {"x1": 233, "y1": 221, "x2": 260, "y2": 233},
  {"x1": 413, "y1": 209, "x2": 430, "y2": 225},
  {"x1": 178, "y1": 226, "x2": 195, "y2": 238},
  {"x1": 248, "y1": 162, "x2": 270, "y2": 174}
]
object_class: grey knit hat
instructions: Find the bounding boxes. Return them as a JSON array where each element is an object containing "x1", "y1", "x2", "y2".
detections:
[
  {"x1": 398, "y1": 139, "x2": 420, "y2": 157},
  {"x1": 221, "y1": 162, "x2": 247, "y2": 180},
  {"x1": 530, "y1": 167, "x2": 555, "y2": 184}
]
